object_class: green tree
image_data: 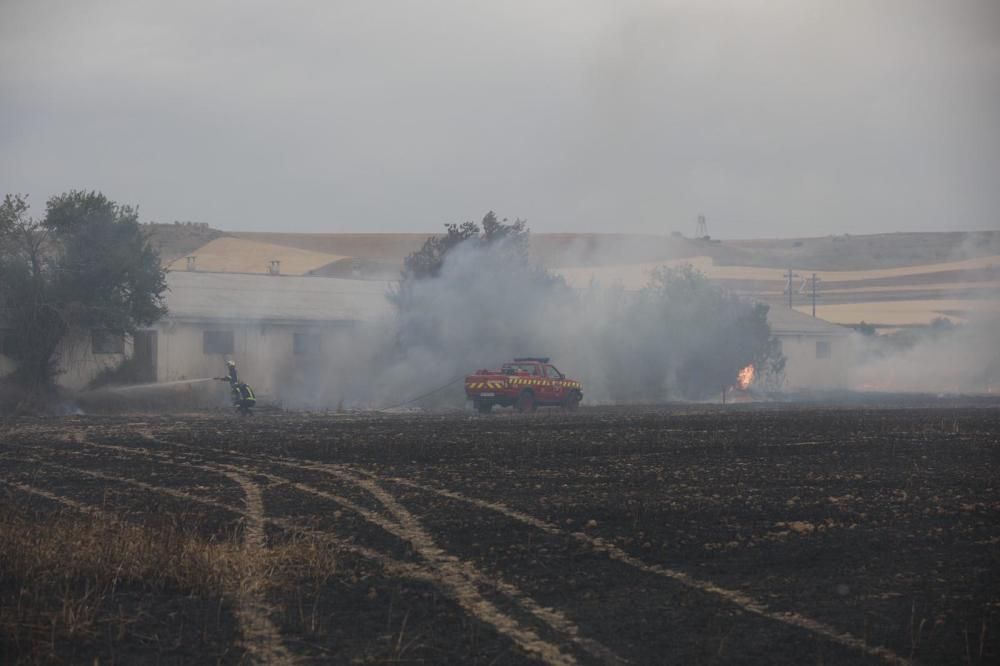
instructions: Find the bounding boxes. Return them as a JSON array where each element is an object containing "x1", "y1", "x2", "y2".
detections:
[
  {"x1": 383, "y1": 211, "x2": 567, "y2": 396},
  {"x1": 854, "y1": 321, "x2": 877, "y2": 336},
  {"x1": 0, "y1": 191, "x2": 167, "y2": 392},
  {"x1": 400, "y1": 211, "x2": 529, "y2": 282}
]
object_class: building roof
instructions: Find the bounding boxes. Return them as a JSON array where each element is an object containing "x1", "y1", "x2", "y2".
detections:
[
  {"x1": 164, "y1": 271, "x2": 393, "y2": 324},
  {"x1": 764, "y1": 303, "x2": 850, "y2": 337}
]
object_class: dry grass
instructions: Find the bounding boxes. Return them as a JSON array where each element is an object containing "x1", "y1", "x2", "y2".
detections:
[
  {"x1": 167, "y1": 236, "x2": 347, "y2": 275},
  {"x1": 774, "y1": 281, "x2": 1000, "y2": 296},
  {"x1": 795, "y1": 299, "x2": 1000, "y2": 326},
  {"x1": 231, "y1": 232, "x2": 430, "y2": 263},
  {"x1": 0, "y1": 503, "x2": 240, "y2": 663},
  {"x1": 0, "y1": 495, "x2": 375, "y2": 664},
  {"x1": 555, "y1": 255, "x2": 1000, "y2": 289}
]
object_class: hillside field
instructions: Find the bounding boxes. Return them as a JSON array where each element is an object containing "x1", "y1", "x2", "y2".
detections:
[{"x1": 153, "y1": 228, "x2": 999, "y2": 328}]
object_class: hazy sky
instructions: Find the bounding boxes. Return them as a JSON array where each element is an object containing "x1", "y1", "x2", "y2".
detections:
[{"x1": 2, "y1": 0, "x2": 998, "y2": 238}]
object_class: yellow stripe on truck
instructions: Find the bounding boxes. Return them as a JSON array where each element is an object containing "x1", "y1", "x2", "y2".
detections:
[{"x1": 468, "y1": 380, "x2": 508, "y2": 390}]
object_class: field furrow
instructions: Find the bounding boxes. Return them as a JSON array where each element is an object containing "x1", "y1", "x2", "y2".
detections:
[{"x1": 1, "y1": 405, "x2": 997, "y2": 664}]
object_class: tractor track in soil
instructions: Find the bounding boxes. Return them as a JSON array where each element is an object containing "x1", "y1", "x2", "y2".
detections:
[
  {"x1": 3, "y1": 434, "x2": 620, "y2": 665},
  {"x1": 0, "y1": 425, "x2": 944, "y2": 664},
  {"x1": 6, "y1": 431, "x2": 893, "y2": 664},
  {"x1": 19, "y1": 430, "x2": 629, "y2": 664},
  {"x1": 15, "y1": 427, "x2": 897, "y2": 662},
  {"x1": 1, "y1": 471, "x2": 296, "y2": 665},
  {"x1": 36, "y1": 427, "x2": 910, "y2": 662},
  {"x1": 215, "y1": 469, "x2": 297, "y2": 665},
  {"x1": 1, "y1": 406, "x2": 997, "y2": 664}
]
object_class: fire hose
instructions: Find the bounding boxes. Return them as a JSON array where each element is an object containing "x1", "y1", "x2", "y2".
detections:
[{"x1": 376, "y1": 374, "x2": 467, "y2": 411}]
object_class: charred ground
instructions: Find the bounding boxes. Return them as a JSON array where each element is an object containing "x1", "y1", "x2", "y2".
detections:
[{"x1": 1, "y1": 404, "x2": 997, "y2": 664}]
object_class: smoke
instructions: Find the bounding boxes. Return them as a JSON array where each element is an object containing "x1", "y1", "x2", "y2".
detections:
[
  {"x1": 274, "y1": 237, "x2": 781, "y2": 409},
  {"x1": 849, "y1": 315, "x2": 1000, "y2": 394},
  {"x1": 278, "y1": 240, "x2": 576, "y2": 409},
  {"x1": 842, "y1": 231, "x2": 1000, "y2": 395}
]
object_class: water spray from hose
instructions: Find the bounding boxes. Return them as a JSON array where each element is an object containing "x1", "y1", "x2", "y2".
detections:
[{"x1": 97, "y1": 378, "x2": 216, "y2": 393}]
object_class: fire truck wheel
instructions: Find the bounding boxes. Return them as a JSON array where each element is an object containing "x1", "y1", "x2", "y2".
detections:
[
  {"x1": 474, "y1": 401, "x2": 493, "y2": 414},
  {"x1": 515, "y1": 391, "x2": 536, "y2": 413},
  {"x1": 562, "y1": 390, "x2": 581, "y2": 411}
]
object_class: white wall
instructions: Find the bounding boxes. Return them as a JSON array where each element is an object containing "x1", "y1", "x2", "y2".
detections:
[
  {"x1": 154, "y1": 320, "x2": 354, "y2": 401},
  {"x1": 56, "y1": 331, "x2": 132, "y2": 390},
  {"x1": 0, "y1": 330, "x2": 130, "y2": 391},
  {"x1": 776, "y1": 334, "x2": 850, "y2": 390},
  {"x1": 2, "y1": 320, "x2": 353, "y2": 405}
]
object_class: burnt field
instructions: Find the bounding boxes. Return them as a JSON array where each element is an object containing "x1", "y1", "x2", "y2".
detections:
[{"x1": 1, "y1": 405, "x2": 998, "y2": 665}]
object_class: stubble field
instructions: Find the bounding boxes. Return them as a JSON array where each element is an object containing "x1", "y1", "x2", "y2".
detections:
[{"x1": 1, "y1": 405, "x2": 998, "y2": 664}]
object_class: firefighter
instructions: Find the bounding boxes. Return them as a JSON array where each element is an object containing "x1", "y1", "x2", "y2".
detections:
[
  {"x1": 224, "y1": 359, "x2": 238, "y2": 385},
  {"x1": 233, "y1": 382, "x2": 256, "y2": 416},
  {"x1": 215, "y1": 360, "x2": 239, "y2": 386},
  {"x1": 215, "y1": 360, "x2": 255, "y2": 415}
]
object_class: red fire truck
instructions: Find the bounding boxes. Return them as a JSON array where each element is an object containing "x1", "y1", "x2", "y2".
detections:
[{"x1": 464, "y1": 357, "x2": 583, "y2": 413}]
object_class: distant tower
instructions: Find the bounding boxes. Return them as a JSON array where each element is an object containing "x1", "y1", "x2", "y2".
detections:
[{"x1": 695, "y1": 215, "x2": 708, "y2": 239}]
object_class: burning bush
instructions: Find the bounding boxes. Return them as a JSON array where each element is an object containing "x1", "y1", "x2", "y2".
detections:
[{"x1": 586, "y1": 265, "x2": 784, "y2": 401}]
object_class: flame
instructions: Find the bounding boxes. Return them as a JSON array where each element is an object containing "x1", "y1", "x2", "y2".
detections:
[{"x1": 737, "y1": 364, "x2": 755, "y2": 390}]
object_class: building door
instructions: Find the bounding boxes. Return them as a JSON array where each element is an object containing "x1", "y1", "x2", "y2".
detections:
[{"x1": 133, "y1": 330, "x2": 157, "y2": 383}]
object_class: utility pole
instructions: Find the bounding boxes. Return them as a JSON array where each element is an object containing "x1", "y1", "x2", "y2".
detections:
[
  {"x1": 810, "y1": 273, "x2": 820, "y2": 317},
  {"x1": 785, "y1": 268, "x2": 800, "y2": 309}
]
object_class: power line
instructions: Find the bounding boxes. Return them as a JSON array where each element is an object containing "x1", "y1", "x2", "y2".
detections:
[
  {"x1": 810, "y1": 273, "x2": 821, "y2": 317},
  {"x1": 784, "y1": 268, "x2": 800, "y2": 308}
]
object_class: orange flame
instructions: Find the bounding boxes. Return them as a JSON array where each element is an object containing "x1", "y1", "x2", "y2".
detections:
[{"x1": 737, "y1": 364, "x2": 755, "y2": 390}]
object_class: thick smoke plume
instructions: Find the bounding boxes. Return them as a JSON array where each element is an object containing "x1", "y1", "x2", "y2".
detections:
[
  {"x1": 849, "y1": 316, "x2": 1000, "y2": 394},
  {"x1": 279, "y1": 231, "x2": 782, "y2": 409}
]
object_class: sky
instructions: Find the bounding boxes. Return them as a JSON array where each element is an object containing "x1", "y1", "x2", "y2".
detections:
[{"x1": 1, "y1": 0, "x2": 998, "y2": 238}]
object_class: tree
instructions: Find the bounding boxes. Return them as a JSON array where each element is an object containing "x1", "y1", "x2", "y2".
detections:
[
  {"x1": 0, "y1": 194, "x2": 61, "y2": 390},
  {"x1": 645, "y1": 266, "x2": 784, "y2": 398},
  {"x1": 0, "y1": 191, "x2": 167, "y2": 392},
  {"x1": 373, "y1": 211, "x2": 568, "y2": 405},
  {"x1": 400, "y1": 211, "x2": 529, "y2": 282},
  {"x1": 854, "y1": 321, "x2": 877, "y2": 336},
  {"x1": 389, "y1": 210, "x2": 544, "y2": 320}
]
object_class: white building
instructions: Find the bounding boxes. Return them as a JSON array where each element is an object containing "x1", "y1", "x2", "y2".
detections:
[
  {"x1": 1, "y1": 271, "x2": 392, "y2": 398},
  {"x1": 141, "y1": 271, "x2": 392, "y2": 398},
  {"x1": 765, "y1": 305, "x2": 851, "y2": 390}
]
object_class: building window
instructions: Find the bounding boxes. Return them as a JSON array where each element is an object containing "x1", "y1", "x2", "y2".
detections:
[
  {"x1": 0, "y1": 329, "x2": 15, "y2": 358},
  {"x1": 815, "y1": 340, "x2": 832, "y2": 359},
  {"x1": 92, "y1": 330, "x2": 125, "y2": 355},
  {"x1": 203, "y1": 330, "x2": 234, "y2": 355},
  {"x1": 293, "y1": 332, "x2": 321, "y2": 355}
]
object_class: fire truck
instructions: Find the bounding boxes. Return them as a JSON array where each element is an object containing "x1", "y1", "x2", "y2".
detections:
[{"x1": 465, "y1": 357, "x2": 583, "y2": 413}]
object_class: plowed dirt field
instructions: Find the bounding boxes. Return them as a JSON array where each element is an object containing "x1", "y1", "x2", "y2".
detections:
[{"x1": 2, "y1": 405, "x2": 998, "y2": 664}]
